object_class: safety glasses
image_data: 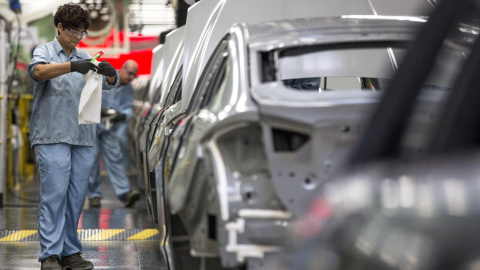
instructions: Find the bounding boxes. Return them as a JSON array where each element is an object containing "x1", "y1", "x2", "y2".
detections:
[
  {"x1": 67, "y1": 28, "x2": 88, "y2": 39},
  {"x1": 124, "y1": 67, "x2": 137, "y2": 78}
]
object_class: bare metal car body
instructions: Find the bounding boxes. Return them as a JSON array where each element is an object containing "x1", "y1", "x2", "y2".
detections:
[
  {"x1": 145, "y1": 0, "x2": 436, "y2": 258},
  {"x1": 130, "y1": 44, "x2": 164, "y2": 146},
  {"x1": 129, "y1": 44, "x2": 164, "y2": 187},
  {"x1": 143, "y1": 0, "x2": 434, "y2": 227},
  {"x1": 153, "y1": 16, "x2": 426, "y2": 269},
  {"x1": 131, "y1": 27, "x2": 184, "y2": 198},
  {"x1": 140, "y1": 27, "x2": 186, "y2": 224}
]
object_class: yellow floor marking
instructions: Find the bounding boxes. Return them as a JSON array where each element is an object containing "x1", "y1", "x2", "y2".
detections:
[
  {"x1": 0, "y1": 230, "x2": 37, "y2": 242},
  {"x1": 127, "y1": 229, "x2": 159, "y2": 240},
  {"x1": 84, "y1": 229, "x2": 125, "y2": 241}
]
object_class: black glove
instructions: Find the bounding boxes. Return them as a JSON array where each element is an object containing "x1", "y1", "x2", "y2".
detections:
[
  {"x1": 101, "y1": 108, "x2": 111, "y2": 117},
  {"x1": 96, "y1": 60, "x2": 117, "y2": 77},
  {"x1": 110, "y1": 112, "x2": 126, "y2": 124},
  {"x1": 71, "y1": 59, "x2": 97, "y2": 74}
]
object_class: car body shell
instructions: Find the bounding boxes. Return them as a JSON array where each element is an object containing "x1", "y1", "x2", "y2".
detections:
[
  {"x1": 140, "y1": 27, "x2": 186, "y2": 223},
  {"x1": 154, "y1": 16, "x2": 426, "y2": 269}
]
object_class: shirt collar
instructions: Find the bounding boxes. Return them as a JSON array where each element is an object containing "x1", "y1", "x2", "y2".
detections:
[{"x1": 53, "y1": 37, "x2": 78, "y2": 57}]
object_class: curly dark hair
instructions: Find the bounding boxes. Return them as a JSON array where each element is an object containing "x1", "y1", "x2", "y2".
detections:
[{"x1": 54, "y1": 4, "x2": 90, "y2": 33}]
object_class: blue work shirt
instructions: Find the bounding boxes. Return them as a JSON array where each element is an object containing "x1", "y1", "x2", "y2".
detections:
[
  {"x1": 28, "y1": 37, "x2": 119, "y2": 147},
  {"x1": 98, "y1": 83, "x2": 134, "y2": 133},
  {"x1": 102, "y1": 83, "x2": 134, "y2": 121}
]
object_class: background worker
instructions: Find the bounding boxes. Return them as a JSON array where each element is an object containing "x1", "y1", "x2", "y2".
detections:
[
  {"x1": 87, "y1": 60, "x2": 140, "y2": 208},
  {"x1": 28, "y1": 4, "x2": 118, "y2": 270},
  {"x1": 118, "y1": 61, "x2": 136, "y2": 172}
]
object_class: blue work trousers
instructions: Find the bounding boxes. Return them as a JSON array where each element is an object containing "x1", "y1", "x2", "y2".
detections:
[
  {"x1": 88, "y1": 127, "x2": 130, "y2": 200},
  {"x1": 34, "y1": 143, "x2": 94, "y2": 261}
]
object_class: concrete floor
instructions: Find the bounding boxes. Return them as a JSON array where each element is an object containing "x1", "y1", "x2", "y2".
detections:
[{"x1": 0, "y1": 171, "x2": 168, "y2": 270}]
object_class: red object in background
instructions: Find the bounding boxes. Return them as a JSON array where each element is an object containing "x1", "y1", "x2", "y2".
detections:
[
  {"x1": 78, "y1": 31, "x2": 159, "y2": 76},
  {"x1": 100, "y1": 49, "x2": 153, "y2": 76},
  {"x1": 79, "y1": 28, "x2": 124, "y2": 49}
]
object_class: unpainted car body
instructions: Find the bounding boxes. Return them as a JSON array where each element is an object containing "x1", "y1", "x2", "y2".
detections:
[
  {"x1": 156, "y1": 16, "x2": 426, "y2": 270},
  {"x1": 142, "y1": 0, "x2": 435, "y2": 268},
  {"x1": 133, "y1": 27, "x2": 185, "y2": 194},
  {"x1": 140, "y1": 27, "x2": 186, "y2": 223},
  {"x1": 129, "y1": 44, "x2": 164, "y2": 187},
  {"x1": 146, "y1": 0, "x2": 391, "y2": 251},
  {"x1": 146, "y1": 0, "x2": 435, "y2": 222}
]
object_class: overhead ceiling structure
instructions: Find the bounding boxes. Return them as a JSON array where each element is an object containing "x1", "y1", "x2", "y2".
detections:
[
  {"x1": 72, "y1": 0, "x2": 118, "y2": 37},
  {"x1": 0, "y1": 0, "x2": 71, "y2": 22},
  {"x1": 128, "y1": 0, "x2": 175, "y2": 36},
  {"x1": 0, "y1": 0, "x2": 176, "y2": 37},
  {"x1": 0, "y1": 0, "x2": 176, "y2": 76}
]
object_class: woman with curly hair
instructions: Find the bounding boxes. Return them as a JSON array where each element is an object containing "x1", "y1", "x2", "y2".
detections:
[{"x1": 28, "y1": 3, "x2": 118, "y2": 270}]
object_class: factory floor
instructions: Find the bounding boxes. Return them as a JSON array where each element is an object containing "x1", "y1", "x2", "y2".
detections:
[{"x1": 0, "y1": 170, "x2": 168, "y2": 270}]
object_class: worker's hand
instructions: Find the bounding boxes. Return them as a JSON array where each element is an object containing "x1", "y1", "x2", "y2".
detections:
[
  {"x1": 101, "y1": 108, "x2": 112, "y2": 117},
  {"x1": 110, "y1": 112, "x2": 126, "y2": 124},
  {"x1": 71, "y1": 59, "x2": 97, "y2": 74},
  {"x1": 96, "y1": 60, "x2": 117, "y2": 77}
]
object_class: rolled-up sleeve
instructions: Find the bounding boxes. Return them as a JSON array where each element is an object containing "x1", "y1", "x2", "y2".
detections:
[{"x1": 28, "y1": 45, "x2": 50, "y2": 82}]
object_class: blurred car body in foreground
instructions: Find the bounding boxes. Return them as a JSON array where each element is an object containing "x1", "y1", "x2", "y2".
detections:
[{"x1": 289, "y1": 0, "x2": 480, "y2": 269}]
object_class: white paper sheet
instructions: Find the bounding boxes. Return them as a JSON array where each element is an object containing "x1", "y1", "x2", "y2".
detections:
[{"x1": 78, "y1": 69, "x2": 102, "y2": 124}]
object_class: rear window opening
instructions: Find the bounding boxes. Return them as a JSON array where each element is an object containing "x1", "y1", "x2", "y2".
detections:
[
  {"x1": 282, "y1": 76, "x2": 390, "y2": 91},
  {"x1": 261, "y1": 41, "x2": 409, "y2": 91}
]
